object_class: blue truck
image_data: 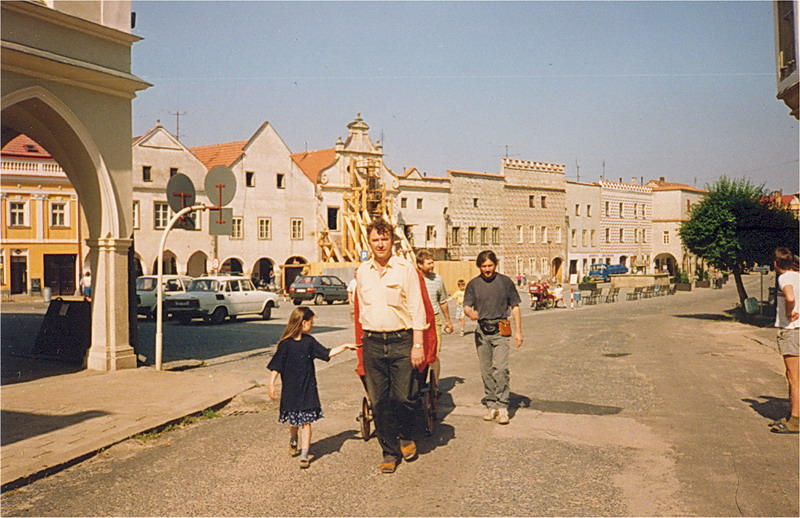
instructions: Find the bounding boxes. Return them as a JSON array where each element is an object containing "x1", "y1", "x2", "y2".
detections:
[{"x1": 588, "y1": 263, "x2": 628, "y2": 281}]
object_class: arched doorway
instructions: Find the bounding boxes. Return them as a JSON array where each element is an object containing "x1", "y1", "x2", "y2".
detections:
[
  {"x1": 186, "y1": 251, "x2": 207, "y2": 277},
  {"x1": 221, "y1": 257, "x2": 244, "y2": 275},
  {"x1": 551, "y1": 257, "x2": 564, "y2": 282},
  {"x1": 152, "y1": 251, "x2": 177, "y2": 275},
  {"x1": 252, "y1": 258, "x2": 275, "y2": 288},
  {"x1": 619, "y1": 255, "x2": 628, "y2": 268},
  {"x1": 283, "y1": 256, "x2": 307, "y2": 290},
  {"x1": 654, "y1": 253, "x2": 677, "y2": 275}
]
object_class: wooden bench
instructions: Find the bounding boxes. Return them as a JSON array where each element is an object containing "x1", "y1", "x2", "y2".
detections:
[
  {"x1": 626, "y1": 287, "x2": 643, "y2": 301},
  {"x1": 604, "y1": 287, "x2": 620, "y2": 303}
]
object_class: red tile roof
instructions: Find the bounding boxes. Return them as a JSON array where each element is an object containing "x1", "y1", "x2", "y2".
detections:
[
  {"x1": 762, "y1": 194, "x2": 799, "y2": 206},
  {"x1": 290, "y1": 148, "x2": 337, "y2": 184},
  {"x1": 189, "y1": 141, "x2": 247, "y2": 169},
  {"x1": 1, "y1": 134, "x2": 53, "y2": 160}
]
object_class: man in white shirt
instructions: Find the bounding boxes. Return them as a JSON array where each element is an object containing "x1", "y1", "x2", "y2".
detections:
[
  {"x1": 356, "y1": 218, "x2": 426, "y2": 472},
  {"x1": 771, "y1": 247, "x2": 799, "y2": 434}
]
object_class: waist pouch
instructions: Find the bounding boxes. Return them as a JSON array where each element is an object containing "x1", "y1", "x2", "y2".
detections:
[{"x1": 478, "y1": 319, "x2": 511, "y2": 336}]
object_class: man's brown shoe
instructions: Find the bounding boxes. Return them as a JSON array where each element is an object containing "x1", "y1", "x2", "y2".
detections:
[
  {"x1": 380, "y1": 457, "x2": 399, "y2": 474},
  {"x1": 400, "y1": 440, "x2": 418, "y2": 461}
]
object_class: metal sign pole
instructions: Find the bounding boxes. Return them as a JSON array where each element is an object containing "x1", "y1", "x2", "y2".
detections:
[{"x1": 155, "y1": 204, "x2": 206, "y2": 371}]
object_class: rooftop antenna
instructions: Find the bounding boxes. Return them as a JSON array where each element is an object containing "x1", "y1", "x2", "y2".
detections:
[
  {"x1": 168, "y1": 109, "x2": 186, "y2": 141},
  {"x1": 575, "y1": 159, "x2": 581, "y2": 182},
  {"x1": 496, "y1": 145, "x2": 519, "y2": 159},
  {"x1": 602, "y1": 160, "x2": 606, "y2": 181}
]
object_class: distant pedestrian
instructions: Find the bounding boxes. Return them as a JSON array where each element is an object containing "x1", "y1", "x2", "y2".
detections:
[
  {"x1": 464, "y1": 250, "x2": 523, "y2": 425},
  {"x1": 79, "y1": 271, "x2": 92, "y2": 302},
  {"x1": 347, "y1": 268, "x2": 358, "y2": 320},
  {"x1": 770, "y1": 248, "x2": 799, "y2": 434},
  {"x1": 268, "y1": 307, "x2": 355, "y2": 468},
  {"x1": 448, "y1": 279, "x2": 467, "y2": 336},
  {"x1": 416, "y1": 250, "x2": 453, "y2": 385}
]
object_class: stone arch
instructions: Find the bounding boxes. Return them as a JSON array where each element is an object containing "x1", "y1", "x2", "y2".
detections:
[
  {"x1": 2, "y1": 87, "x2": 121, "y2": 240},
  {"x1": 251, "y1": 257, "x2": 275, "y2": 287},
  {"x1": 654, "y1": 253, "x2": 678, "y2": 275},
  {"x1": 186, "y1": 251, "x2": 208, "y2": 277},
  {"x1": 152, "y1": 250, "x2": 178, "y2": 275},
  {"x1": 551, "y1": 257, "x2": 564, "y2": 282},
  {"x1": 2, "y1": 86, "x2": 136, "y2": 370},
  {"x1": 282, "y1": 255, "x2": 308, "y2": 289},
  {"x1": 221, "y1": 257, "x2": 244, "y2": 274}
]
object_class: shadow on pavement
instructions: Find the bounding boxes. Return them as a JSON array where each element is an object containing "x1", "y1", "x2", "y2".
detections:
[
  {"x1": 417, "y1": 423, "x2": 455, "y2": 456},
  {"x1": 309, "y1": 429, "x2": 360, "y2": 464},
  {"x1": 510, "y1": 392, "x2": 622, "y2": 417},
  {"x1": 673, "y1": 307, "x2": 775, "y2": 328},
  {"x1": 742, "y1": 395, "x2": 789, "y2": 422},
  {"x1": 1, "y1": 409, "x2": 109, "y2": 446}
]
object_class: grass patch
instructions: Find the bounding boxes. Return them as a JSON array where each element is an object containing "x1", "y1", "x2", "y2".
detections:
[{"x1": 132, "y1": 408, "x2": 221, "y2": 442}]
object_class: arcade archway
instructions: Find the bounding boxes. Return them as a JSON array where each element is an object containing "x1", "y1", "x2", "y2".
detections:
[
  {"x1": 654, "y1": 253, "x2": 677, "y2": 275},
  {"x1": 252, "y1": 258, "x2": 275, "y2": 288},
  {"x1": 282, "y1": 256, "x2": 307, "y2": 290},
  {"x1": 186, "y1": 251, "x2": 208, "y2": 277},
  {"x1": 221, "y1": 257, "x2": 244, "y2": 275}
]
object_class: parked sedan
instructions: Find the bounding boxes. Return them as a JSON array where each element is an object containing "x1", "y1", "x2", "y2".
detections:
[
  {"x1": 166, "y1": 275, "x2": 280, "y2": 324},
  {"x1": 288, "y1": 275, "x2": 349, "y2": 305}
]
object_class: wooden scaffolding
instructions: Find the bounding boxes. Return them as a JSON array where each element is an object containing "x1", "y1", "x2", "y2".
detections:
[{"x1": 318, "y1": 158, "x2": 415, "y2": 263}]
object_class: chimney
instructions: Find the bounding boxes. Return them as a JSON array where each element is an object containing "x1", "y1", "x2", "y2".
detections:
[
  {"x1": 619, "y1": 177, "x2": 623, "y2": 183},
  {"x1": 659, "y1": 176, "x2": 665, "y2": 182},
  {"x1": 631, "y1": 177, "x2": 637, "y2": 185}
]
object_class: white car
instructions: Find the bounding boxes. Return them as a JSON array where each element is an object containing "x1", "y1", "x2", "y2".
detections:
[
  {"x1": 136, "y1": 275, "x2": 193, "y2": 320},
  {"x1": 165, "y1": 275, "x2": 280, "y2": 325}
]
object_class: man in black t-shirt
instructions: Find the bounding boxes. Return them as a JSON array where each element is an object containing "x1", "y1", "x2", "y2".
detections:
[{"x1": 463, "y1": 250, "x2": 523, "y2": 425}]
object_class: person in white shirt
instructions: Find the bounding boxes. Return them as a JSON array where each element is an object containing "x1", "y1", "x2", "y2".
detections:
[{"x1": 771, "y1": 247, "x2": 799, "y2": 434}]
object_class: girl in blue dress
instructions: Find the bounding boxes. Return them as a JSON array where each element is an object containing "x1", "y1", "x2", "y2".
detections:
[{"x1": 268, "y1": 307, "x2": 354, "y2": 468}]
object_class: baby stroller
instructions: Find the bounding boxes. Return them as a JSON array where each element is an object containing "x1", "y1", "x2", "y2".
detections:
[{"x1": 353, "y1": 271, "x2": 439, "y2": 440}]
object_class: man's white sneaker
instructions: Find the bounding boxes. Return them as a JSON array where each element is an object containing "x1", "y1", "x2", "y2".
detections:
[
  {"x1": 498, "y1": 408, "x2": 510, "y2": 425},
  {"x1": 483, "y1": 408, "x2": 499, "y2": 421}
]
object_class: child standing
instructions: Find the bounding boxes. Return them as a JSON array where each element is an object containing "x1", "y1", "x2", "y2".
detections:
[
  {"x1": 771, "y1": 247, "x2": 799, "y2": 434},
  {"x1": 268, "y1": 307, "x2": 354, "y2": 467},
  {"x1": 449, "y1": 279, "x2": 467, "y2": 336}
]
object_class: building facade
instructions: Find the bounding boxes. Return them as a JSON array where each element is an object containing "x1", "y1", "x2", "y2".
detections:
[
  {"x1": 598, "y1": 180, "x2": 653, "y2": 272},
  {"x1": 396, "y1": 167, "x2": 450, "y2": 258},
  {"x1": 565, "y1": 180, "x2": 602, "y2": 280},
  {"x1": 1, "y1": 135, "x2": 89, "y2": 296}
]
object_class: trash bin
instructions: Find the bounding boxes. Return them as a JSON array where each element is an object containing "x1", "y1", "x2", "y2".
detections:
[{"x1": 42, "y1": 287, "x2": 52, "y2": 303}]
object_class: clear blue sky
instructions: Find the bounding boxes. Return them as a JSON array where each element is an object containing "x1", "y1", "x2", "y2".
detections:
[{"x1": 131, "y1": 1, "x2": 799, "y2": 193}]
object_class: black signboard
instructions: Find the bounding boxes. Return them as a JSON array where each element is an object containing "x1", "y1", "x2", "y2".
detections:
[{"x1": 31, "y1": 299, "x2": 92, "y2": 365}]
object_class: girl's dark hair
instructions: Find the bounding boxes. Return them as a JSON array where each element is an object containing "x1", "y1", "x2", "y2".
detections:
[
  {"x1": 476, "y1": 250, "x2": 498, "y2": 268},
  {"x1": 279, "y1": 307, "x2": 315, "y2": 343}
]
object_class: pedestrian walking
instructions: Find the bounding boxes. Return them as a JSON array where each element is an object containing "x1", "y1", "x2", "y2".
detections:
[
  {"x1": 355, "y1": 218, "x2": 427, "y2": 474},
  {"x1": 464, "y1": 250, "x2": 523, "y2": 425},
  {"x1": 79, "y1": 271, "x2": 92, "y2": 302},
  {"x1": 416, "y1": 249, "x2": 453, "y2": 385},
  {"x1": 770, "y1": 247, "x2": 799, "y2": 434},
  {"x1": 267, "y1": 307, "x2": 355, "y2": 468}
]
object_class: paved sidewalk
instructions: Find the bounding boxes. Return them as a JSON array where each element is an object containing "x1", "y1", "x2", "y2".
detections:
[{"x1": 1, "y1": 367, "x2": 254, "y2": 488}]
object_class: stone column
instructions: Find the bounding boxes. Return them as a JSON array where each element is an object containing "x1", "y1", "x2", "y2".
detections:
[{"x1": 85, "y1": 237, "x2": 136, "y2": 370}]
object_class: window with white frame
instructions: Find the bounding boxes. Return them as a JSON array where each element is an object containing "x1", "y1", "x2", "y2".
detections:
[
  {"x1": 481, "y1": 227, "x2": 489, "y2": 245},
  {"x1": 516, "y1": 225, "x2": 523, "y2": 243},
  {"x1": 401, "y1": 198, "x2": 407, "y2": 209},
  {"x1": 276, "y1": 173, "x2": 286, "y2": 189},
  {"x1": 605, "y1": 228, "x2": 610, "y2": 243},
  {"x1": 575, "y1": 204, "x2": 580, "y2": 216},
  {"x1": 492, "y1": 227, "x2": 499, "y2": 244},
  {"x1": 416, "y1": 198, "x2": 423, "y2": 210},
  {"x1": 619, "y1": 202, "x2": 624, "y2": 217},
  {"x1": 133, "y1": 201, "x2": 140, "y2": 229},
  {"x1": 604, "y1": 201, "x2": 610, "y2": 217},
  {"x1": 50, "y1": 202, "x2": 67, "y2": 227},
  {"x1": 9, "y1": 201, "x2": 26, "y2": 226},
  {"x1": 154, "y1": 202, "x2": 169, "y2": 229},
  {"x1": 529, "y1": 225, "x2": 536, "y2": 243},
  {"x1": 555, "y1": 226, "x2": 562, "y2": 243},
  {"x1": 591, "y1": 229, "x2": 596, "y2": 246},
  {"x1": 245, "y1": 171, "x2": 255, "y2": 188},
  {"x1": 426, "y1": 226, "x2": 435, "y2": 242},
  {"x1": 529, "y1": 195, "x2": 536, "y2": 208},
  {"x1": 468, "y1": 227, "x2": 476, "y2": 245},
  {"x1": 541, "y1": 226, "x2": 548, "y2": 243},
  {"x1": 529, "y1": 258, "x2": 536, "y2": 274},
  {"x1": 587, "y1": 204, "x2": 592, "y2": 217},
  {"x1": 581, "y1": 229, "x2": 588, "y2": 247},
  {"x1": 663, "y1": 230, "x2": 669, "y2": 244},
  {"x1": 231, "y1": 217, "x2": 243, "y2": 239},
  {"x1": 619, "y1": 228, "x2": 624, "y2": 242},
  {"x1": 642, "y1": 229, "x2": 647, "y2": 243},
  {"x1": 290, "y1": 218, "x2": 303, "y2": 240},
  {"x1": 541, "y1": 196, "x2": 547, "y2": 208},
  {"x1": 541, "y1": 258, "x2": 548, "y2": 276},
  {"x1": 258, "y1": 217, "x2": 272, "y2": 240},
  {"x1": 634, "y1": 228, "x2": 639, "y2": 243},
  {"x1": 571, "y1": 229, "x2": 577, "y2": 247}
]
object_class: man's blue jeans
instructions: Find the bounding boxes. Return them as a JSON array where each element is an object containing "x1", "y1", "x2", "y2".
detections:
[
  {"x1": 362, "y1": 329, "x2": 416, "y2": 460},
  {"x1": 475, "y1": 327, "x2": 510, "y2": 409}
]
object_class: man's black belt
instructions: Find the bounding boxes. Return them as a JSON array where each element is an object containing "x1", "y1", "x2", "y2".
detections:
[{"x1": 363, "y1": 328, "x2": 411, "y2": 341}]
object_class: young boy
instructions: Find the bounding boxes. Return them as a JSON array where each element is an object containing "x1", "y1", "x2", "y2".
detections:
[
  {"x1": 771, "y1": 247, "x2": 799, "y2": 434},
  {"x1": 450, "y1": 279, "x2": 466, "y2": 336}
]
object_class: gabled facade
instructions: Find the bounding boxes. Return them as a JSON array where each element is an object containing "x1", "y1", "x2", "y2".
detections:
[
  {"x1": 132, "y1": 122, "x2": 209, "y2": 276},
  {"x1": 447, "y1": 169, "x2": 506, "y2": 265},
  {"x1": 190, "y1": 122, "x2": 317, "y2": 287},
  {"x1": 396, "y1": 167, "x2": 450, "y2": 257}
]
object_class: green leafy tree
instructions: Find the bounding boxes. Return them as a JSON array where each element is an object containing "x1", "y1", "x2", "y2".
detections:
[{"x1": 679, "y1": 176, "x2": 799, "y2": 311}]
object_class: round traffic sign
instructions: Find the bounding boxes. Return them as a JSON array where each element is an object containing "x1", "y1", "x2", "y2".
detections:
[
  {"x1": 204, "y1": 165, "x2": 236, "y2": 206},
  {"x1": 211, "y1": 257, "x2": 220, "y2": 270},
  {"x1": 166, "y1": 173, "x2": 196, "y2": 213}
]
